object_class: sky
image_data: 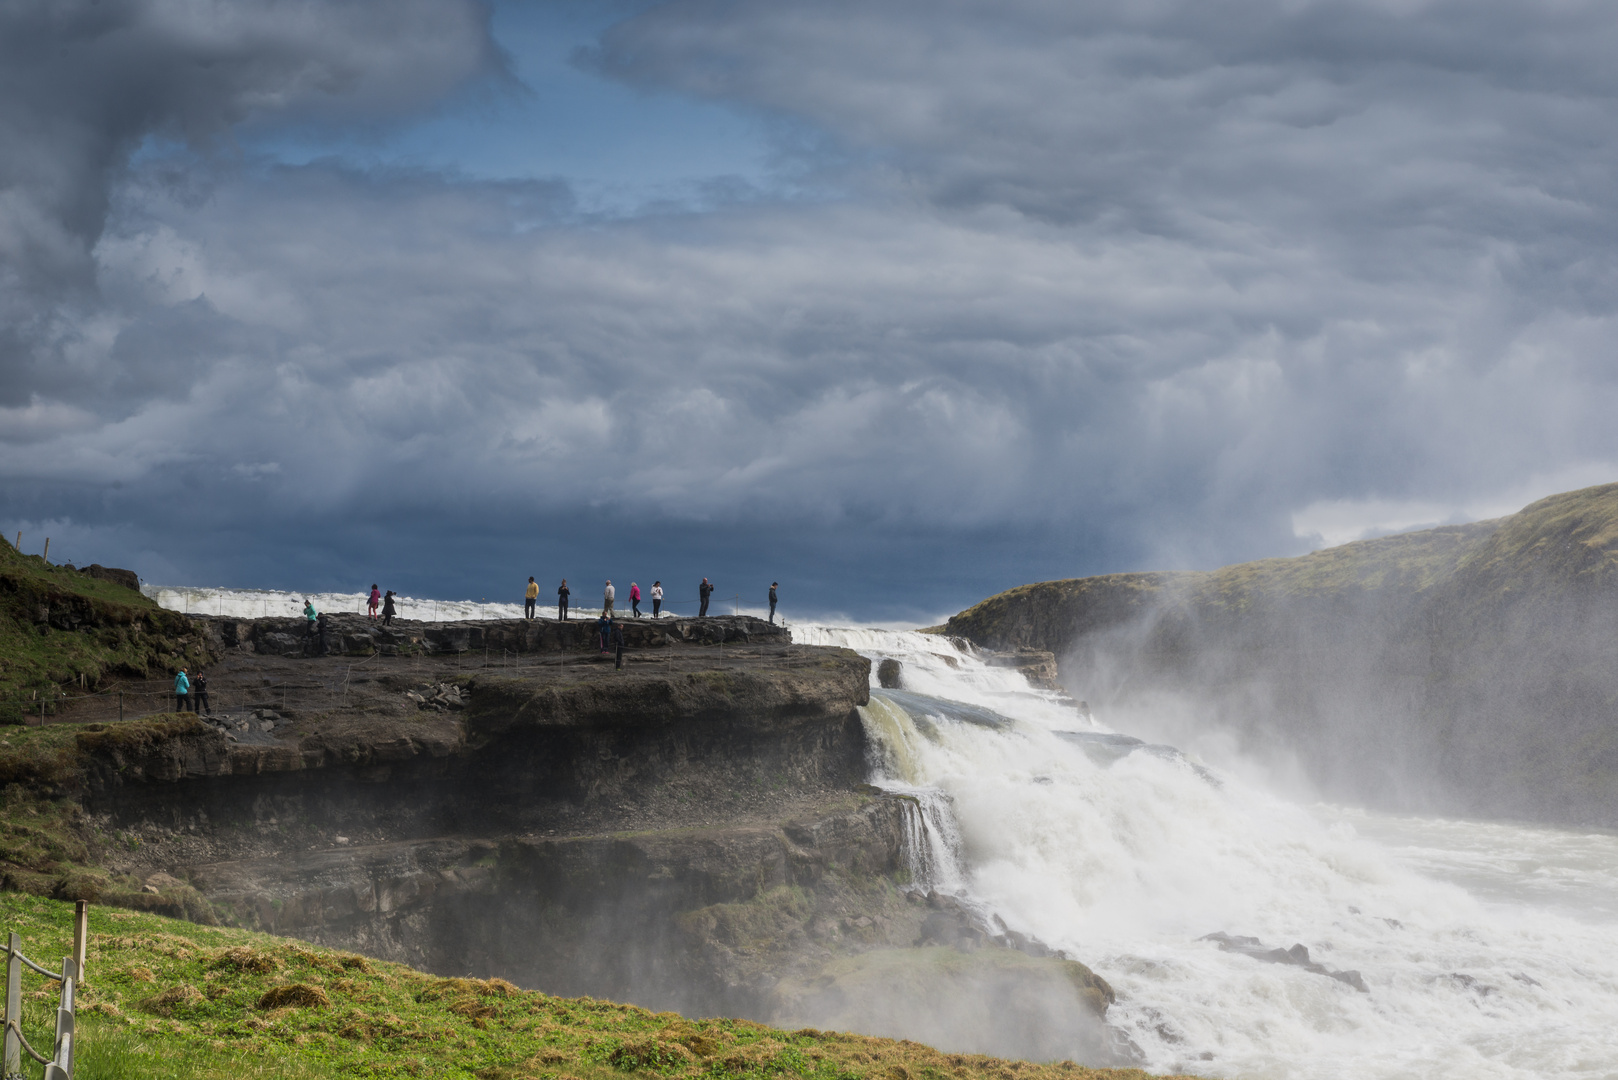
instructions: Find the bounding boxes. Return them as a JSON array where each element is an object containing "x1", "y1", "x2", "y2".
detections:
[{"x1": 4, "y1": 0, "x2": 1618, "y2": 622}]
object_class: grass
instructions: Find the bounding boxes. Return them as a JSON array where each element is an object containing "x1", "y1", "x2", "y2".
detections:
[
  {"x1": 0, "y1": 893, "x2": 1188, "y2": 1080},
  {"x1": 0, "y1": 542, "x2": 216, "y2": 711}
]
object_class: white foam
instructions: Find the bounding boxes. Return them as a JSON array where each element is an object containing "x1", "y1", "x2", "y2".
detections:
[{"x1": 802, "y1": 623, "x2": 1618, "y2": 1079}]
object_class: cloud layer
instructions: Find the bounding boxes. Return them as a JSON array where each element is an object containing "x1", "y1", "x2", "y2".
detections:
[{"x1": 5, "y1": 0, "x2": 1618, "y2": 617}]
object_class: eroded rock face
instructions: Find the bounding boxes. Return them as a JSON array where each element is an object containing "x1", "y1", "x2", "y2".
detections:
[{"x1": 195, "y1": 613, "x2": 788, "y2": 658}]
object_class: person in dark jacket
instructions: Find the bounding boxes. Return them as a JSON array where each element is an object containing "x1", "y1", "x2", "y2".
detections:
[
  {"x1": 698, "y1": 578, "x2": 713, "y2": 617},
  {"x1": 558, "y1": 580, "x2": 571, "y2": 621},
  {"x1": 174, "y1": 668, "x2": 191, "y2": 713},
  {"x1": 769, "y1": 582, "x2": 778, "y2": 624},
  {"x1": 193, "y1": 672, "x2": 211, "y2": 716},
  {"x1": 315, "y1": 612, "x2": 331, "y2": 656},
  {"x1": 382, "y1": 590, "x2": 397, "y2": 626},
  {"x1": 596, "y1": 613, "x2": 612, "y2": 652},
  {"x1": 611, "y1": 620, "x2": 626, "y2": 669}
]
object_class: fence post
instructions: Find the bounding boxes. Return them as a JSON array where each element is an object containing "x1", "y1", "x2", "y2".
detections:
[
  {"x1": 40, "y1": 956, "x2": 74, "y2": 1080},
  {"x1": 73, "y1": 901, "x2": 87, "y2": 986},
  {"x1": 5, "y1": 931, "x2": 21, "y2": 1077}
]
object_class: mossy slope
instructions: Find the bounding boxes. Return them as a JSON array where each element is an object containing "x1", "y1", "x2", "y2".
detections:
[{"x1": 0, "y1": 543, "x2": 216, "y2": 710}]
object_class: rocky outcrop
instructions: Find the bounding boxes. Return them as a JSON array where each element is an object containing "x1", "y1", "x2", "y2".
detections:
[{"x1": 195, "y1": 613, "x2": 787, "y2": 659}]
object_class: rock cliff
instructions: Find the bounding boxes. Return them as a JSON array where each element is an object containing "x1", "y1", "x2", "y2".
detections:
[{"x1": 0, "y1": 610, "x2": 1129, "y2": 1064}]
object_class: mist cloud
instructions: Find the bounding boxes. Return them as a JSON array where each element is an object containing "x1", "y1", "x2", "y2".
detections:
[{"x1": 5, "y1": 0, "x2": 1618, "y2": 615}]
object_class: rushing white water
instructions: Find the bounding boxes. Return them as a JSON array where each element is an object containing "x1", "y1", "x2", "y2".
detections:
[
  {"x1": 796, "y1": 624, "x2": 1618, "y2": 1080},
  {"x1": 141, "y1": 584, "x2": 779, "y2": 623},
  {"x1": 142, "y1": 584, "x2": 529, "y2": 621}
]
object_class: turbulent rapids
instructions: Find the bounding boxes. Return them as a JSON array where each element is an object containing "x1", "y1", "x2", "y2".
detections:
[{"x1": 796, "y1": 625, "x2": 1618, "y2": 1080}]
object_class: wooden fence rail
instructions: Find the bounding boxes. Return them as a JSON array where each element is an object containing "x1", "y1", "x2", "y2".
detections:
[{"x1": 3, "y1": 900, "x2": 86, "y2": 1080}]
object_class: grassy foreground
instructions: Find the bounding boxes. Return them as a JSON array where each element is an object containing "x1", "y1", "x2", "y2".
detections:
[{"x1": 0, "y1": 893, "x2": 1187, "y2": 1080}]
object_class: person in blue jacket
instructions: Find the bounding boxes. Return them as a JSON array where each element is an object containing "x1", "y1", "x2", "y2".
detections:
[{"x1": 174, "y1": 668, "x2": 191, "y2": 713}]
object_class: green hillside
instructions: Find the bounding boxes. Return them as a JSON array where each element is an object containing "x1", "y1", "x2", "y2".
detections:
[
  {"x1": 943, "y1": 482, "x2": 1618, "y2": 825},
  {"x1": 0, "y1": 543, "x2": 215, "y2": 717},
  {"x1": 0, "y1": 893, "x2": 1182, "y2": 1080}
]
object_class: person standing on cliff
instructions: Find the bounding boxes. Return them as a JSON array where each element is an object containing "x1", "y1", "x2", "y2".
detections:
[
  {"x1": 651, "y1": 581, "x2": 663, "y2": 617},
  {"x1": 302, "y1": 599, "x2": 318, "y2": 647},
  {"x1": 630, "y1": 582, "x2": 641, "y2": 618},
  {"x1": 596, "y1": 612, "x2": 612, "y2": 653},
  {"x1": 769, "y1": 582, "x2": 778, "y2": 624},
  {"x1": 612, "y1": 619, "x2": 626, "y2": 669},
  {"x1": 382, "y1": 590, "x2": 397, "y2": 626},
  {"x1": 316, "y1": 611, "x2": 331, "y2": 656},
  {"x1": 525, "y1": 576, "x2": 538, "y2": 619},
  {"x1": 193, "y1": 671, "x2": 211, "y2": 715},
  {"x1": 603, "y1": 580, "x2": 615, "y2": 616},
  {"x1": 558, "y1": 579, "x2": 570, "y2": 620},
  {"x1": 174, "y1": 667, "x2": 191, "y2": 713},
  {"x1": 368, "y1": 584, "x2": 381, "y2": 620},
  {"x1": 699, "y1": 577, "x2": 713, "y2": 617}
]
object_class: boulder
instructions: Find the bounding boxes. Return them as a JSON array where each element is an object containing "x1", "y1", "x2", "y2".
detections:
[
  {"x1": 80, "y1": 564, "x2": 142, "y2": 592},
  {"x1": 877, "y1": 658, "x2": 903, "y2": 689}
]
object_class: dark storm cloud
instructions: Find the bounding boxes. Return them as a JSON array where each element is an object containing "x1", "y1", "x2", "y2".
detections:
[
  {"x1": 6, "y1": 0, "x2": 1618, "y2": 616},
  {"x1": 0, "y1": 0, "x2": 502, "y2": 403}
]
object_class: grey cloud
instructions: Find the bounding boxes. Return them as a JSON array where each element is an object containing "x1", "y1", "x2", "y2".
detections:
[
  {"x1": 0, "y1": 0, "x2": 503, "y2": 403},
  {"x1": 7, "y1": 1, "x2": 1618, "y2": 615}
]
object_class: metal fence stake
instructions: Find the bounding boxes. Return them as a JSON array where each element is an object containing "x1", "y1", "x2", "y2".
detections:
[
  {"x1": 72, "y1": 902, "x2": 87, "y2": 986},
  {"x1": 5, "y1": 931, "x2": 21, "y2": 1077}
]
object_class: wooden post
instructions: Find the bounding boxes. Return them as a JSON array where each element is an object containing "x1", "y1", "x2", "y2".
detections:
[
  {"x1": 5, "y1": 931, "x2": 21, "y2": 1077},
  {"x1": 41, "y1": 538, "x2": 49, "y2": 562},
  {"x1": 73, "y1": 900, "x2": 87, "y2": 985}
]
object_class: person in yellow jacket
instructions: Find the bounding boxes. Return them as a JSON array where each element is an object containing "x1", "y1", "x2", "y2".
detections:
[{"x1": 525, "y1": 576, "x2": 539, "y2": 619}]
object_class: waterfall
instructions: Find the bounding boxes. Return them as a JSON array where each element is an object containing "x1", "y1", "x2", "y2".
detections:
[{"x1": 802, "y1": 622, "x2": 1618, "y2": 1080}]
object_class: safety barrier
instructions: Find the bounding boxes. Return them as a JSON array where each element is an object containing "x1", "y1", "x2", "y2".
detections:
[{"x1": 3, "y1": 900, "x2": 86, "y2": 1080}]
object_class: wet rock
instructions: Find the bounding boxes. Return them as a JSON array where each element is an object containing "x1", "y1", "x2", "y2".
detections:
[
  {"x1": 1201, "y1": 931, "x2": 1369, "y2": 992},
  {"x1": 877, "y1": 658, "x2": 903, "y2": 689}
]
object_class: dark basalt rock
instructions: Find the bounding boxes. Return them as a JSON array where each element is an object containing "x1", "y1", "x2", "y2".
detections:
[
  {"x1": 1201, "y1": 931, "x2": 1369, "y2": 992},
  {"x1": 877, "y1": 658, "x2": 903, "y2": 689}
]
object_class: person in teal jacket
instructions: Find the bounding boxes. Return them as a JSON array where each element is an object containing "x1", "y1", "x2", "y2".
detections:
[
  {"x1": 174, "y1": 668, "x2": 190, "y2": 713},
  {"x1": 302, "y1": 599, "x2": 318, "y2": 649}
]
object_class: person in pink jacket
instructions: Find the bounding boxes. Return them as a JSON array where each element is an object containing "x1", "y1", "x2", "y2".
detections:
[
  {"x1": 367, "y1": 584, "x2": 381, "y2": 620},
  {"x1": 630, "y1": 582, "x2": 642, "y2": 618}
]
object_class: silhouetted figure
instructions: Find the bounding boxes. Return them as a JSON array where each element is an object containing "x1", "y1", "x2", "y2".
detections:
[
  {"x1": 699, "y1": 577, "x2": 713, "y2": 617},
  {"x1": 316, "y1": 612, "x2": 331, "y2": 656},
  {"x1": 769, "y1": 582, "x2": 778, "y2": 624},
  {"x1": 612, "y1": 620, "x2": 626, "y2": 669},
  {"x1": 174, "y1": 668, "x2": 191, "y2": 713},
  {"x1": 193, "y1": 673, "x2": 210, "y2": 715},
  {"x1": 597, "y1": 613, "x2": 612, "y2": 652},
  {"x1": 558, "y1": 579, "x2": 570, "y2": 620},
  {"x1": 525, "y1": 576, "x2": 538, "y2": 619},
  {"x1": 382, "y1": 591, "x2": 397, "y2": 626}
]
